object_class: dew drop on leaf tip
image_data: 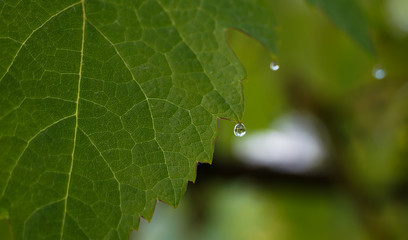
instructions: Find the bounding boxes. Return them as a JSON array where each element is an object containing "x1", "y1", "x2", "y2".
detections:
[
  {"x1": 372, "y1": 64, "x2": 386, "y2": 79},
  {"x1": 234, "y1": 123, "x2": 246, "y2": 137},
  {"x1": 270, "y1": 61, "x2": 280, "y2": 71}
]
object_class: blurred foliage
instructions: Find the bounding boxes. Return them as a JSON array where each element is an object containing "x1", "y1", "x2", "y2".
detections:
[
  {"x1": 130, "y1": 0, "x2": 408, "y2": 239},
  {"x1": 305, "y1": 0, "x2": 375, "y2": 53},
  {"x1": 133, "y1": 181, "x2": 369, "y2": 240},
  {"x1": 0, "y1": 219, "x2": 12, "y2": 240}
]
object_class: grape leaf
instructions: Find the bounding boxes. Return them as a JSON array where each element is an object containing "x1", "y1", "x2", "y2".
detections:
[
  {"x1": 0, "y1": 0, "x2": 277, "y2": 239},
  {"x1": 306, "y1": 0, "x2": 375, "y2": 54}
]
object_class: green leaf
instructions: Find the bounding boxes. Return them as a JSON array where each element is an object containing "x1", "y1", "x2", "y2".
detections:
[
  {"x1": 306, "y1": 0, "x2": 375, "y2": 54},
  {"x1": 0, "y1": 0, "x2": 277, "y2": 239}
]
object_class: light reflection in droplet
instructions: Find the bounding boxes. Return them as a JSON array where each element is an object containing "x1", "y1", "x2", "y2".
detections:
[
  {"x1": 270, "y1": 61, "x2": 280, "y2": 71},
  {"x1": 234, "y1": 123, "x2": 246, "y2": 137},
  {"x1": 372, "y1": 65, "x2": 386, "y2": 80}
]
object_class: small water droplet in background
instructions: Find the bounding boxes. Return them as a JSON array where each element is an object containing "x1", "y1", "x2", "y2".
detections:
[
  {"x1": 372, "y1": 64, "x2": 386, "y2": 79},
  {"x1": 270, "y1": 61, "x2": 280, "y2": 71},
  {"x1": 234, "y1": 123, "x2": 246, "y2": 137}
]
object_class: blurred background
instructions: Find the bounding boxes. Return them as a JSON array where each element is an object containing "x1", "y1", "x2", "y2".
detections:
[
  {"x1": 2, "y1": 0, "x2": 408, "y2": 239},
  {"x1": 130, "y1": 0, "x2": 408, "y2": 239}
]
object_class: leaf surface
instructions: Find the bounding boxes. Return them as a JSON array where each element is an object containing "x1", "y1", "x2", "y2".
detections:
[{"x1": 0, "y1": 0, "x2": 277, "y2": 239}]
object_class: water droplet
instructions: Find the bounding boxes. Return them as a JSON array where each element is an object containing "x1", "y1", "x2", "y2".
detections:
[
  {"x1": 372, "y1": 64, "x2": 386, "y2": 79},
  {"x1": 270, "y1": 61, "x2": 280, "y2": 71},
  {"x1": 234, "y1": 123, "x2": 246, "y2": 137}
]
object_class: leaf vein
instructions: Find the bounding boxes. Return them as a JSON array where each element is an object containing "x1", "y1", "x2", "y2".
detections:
[
  {"x1": 0, "y1": 1, "x2": 82, "y2": 83},
  {"x1": 0, "y1": 114, "x2": 76, "y2": 200},
  {"x1": 85, "y1": 19, "x2": 176, "y2": 203},
  {"x1": 156, "y1": 0, "x2": 240, "y2": 120},
  {"x1": 78, "y1": 127, "x2": 123, "y2": 230},
  {"x1": 60, "y1": 0, "x2": 86, "y2": 238}
]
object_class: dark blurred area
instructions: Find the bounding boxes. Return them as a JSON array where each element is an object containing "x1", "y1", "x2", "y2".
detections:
[{"x1": 3, "y1": 0, "x2": 408, "y2": 239}]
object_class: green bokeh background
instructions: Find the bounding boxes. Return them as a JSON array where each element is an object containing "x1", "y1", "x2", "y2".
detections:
[{"x1": 132, "y1": 0, "x2": 408, "y2": 239}]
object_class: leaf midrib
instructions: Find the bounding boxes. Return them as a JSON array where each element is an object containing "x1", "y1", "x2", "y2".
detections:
[
  {"x1": 58, "y1": 1, "x2": 181, "y2": 236},
  {"x1": 0, "y1": 1, "x2": 83, "y2": 201},
  {"x1": 59, "y1": 0, "x2": 86, "y2": 238}
]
